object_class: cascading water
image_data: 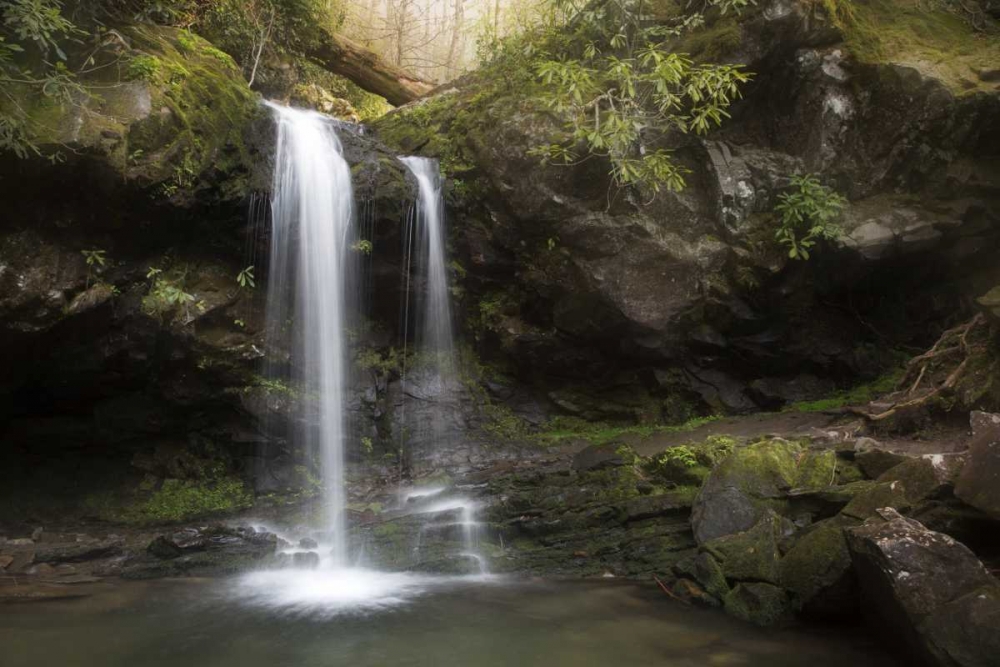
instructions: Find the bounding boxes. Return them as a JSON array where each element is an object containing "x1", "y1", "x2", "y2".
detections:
[
  {"x1": 236, "y1": 106, "x2": 490, "y2": 615},
  {"x1": 395, "y1": 157, "x2": 488, "y2": 574},
  {"x1": 395, "y1": 157, "x2": 457, "y2": 487},
  {"x1": 265, "y1": 102, "x2": 351, "y2": 565},
  {"x1": 399, "y1": 157, "x2": 454, "y2": 364}
]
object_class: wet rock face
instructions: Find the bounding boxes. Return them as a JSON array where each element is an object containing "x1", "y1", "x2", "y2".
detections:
[
  {"x1": 846, "y1": 509, "x2": 1000, "y2": 667},
  {"x1": 129, "y1": 525, "x2": 279, "y2": 578},
  {"x1": 375, "y1": 0, "x2": 1000, "y2": 418}
]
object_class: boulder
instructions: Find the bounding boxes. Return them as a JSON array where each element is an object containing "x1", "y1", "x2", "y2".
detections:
[
  {"x1": 702, "y1": 511, "x2": 788, "y2": 585},
  {"x1": 841, "y1": 481, "x2": 911, "y2": 520},
  {"x1": 955, "y1": 412, "x2": 1000, "y2": 519},
  {"x1": 878, "y1": 455, "x2": 965, "y2": 505},
  {"x1": 846, "y1": 508, "x2": 1000, "y2": 667},
  {"x1": 0, "y1": 538, "x2": 35, "y2": 573},
  {"x1": 691, "y1": 439, "x2": 835, "y2": 543},
  {"x1": 673, "y1": 551, "x2": 730, "y2": 600},
  {"x1": 779, "y1": 518, "x2": 857, "y2": 618},
  {"x1": 723, "y1": 582, "x2": 791, "y2": 627},
  {"x1": 34, "y1": 535, "x2": 124, "y2": 564},
  {"x1": 856, "y1": 448, "x2": 908, "y2": 479},
  {"x1": 289, "y1": 83, "x2": 361, "y2": 122},
  {"x1": 132, "y1": 525, "x2": 278, "y2": 577}
]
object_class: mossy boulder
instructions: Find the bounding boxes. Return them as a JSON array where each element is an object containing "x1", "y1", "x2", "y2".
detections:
[
  {"x1": 691, "y1": 439, "x2": 838, "y2": 543},
  {"x1": 779, "y1": 517, "x2": 858, "y2": 618},
  {"x1": 645, "y1": 436, "x2": 737, "y2": 487},
  {"x1": 673, "y1": 551, "x2": 730, "y2": 600},
  {"x1": 723, "y1": 582, "x2": 792, "y2": 627},
  {"x1": 703, "y1": 511, "x2": 789, "y2": 585},
  {"x1": 877, "y1": 455, "x2": 965, "y2": 504},
  {"x1": 841, "y1": 481, "x2": 912, "y2": 520},
  {"x1": 856, "y1": 448, "x2": 909, "y2": 479},
  {"x1": 4, "y1": 25, "x2": 263, "y2": 206},
  {"x1": 289, "y1": 83, "x2": 360, "y2": 121}
]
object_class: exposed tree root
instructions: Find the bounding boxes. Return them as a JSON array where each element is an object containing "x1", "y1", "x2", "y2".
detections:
[{"x1": 851, "y1": 314, "x2": 987, "y2": 423}]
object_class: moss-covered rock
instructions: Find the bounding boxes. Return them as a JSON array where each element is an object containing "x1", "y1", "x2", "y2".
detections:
[
  {"x1": 856, "y1": 448, "x2": 909, "y2": 479},
  {"x1": 3, "y1": 25, "x2": 263, "y2": 206},
  {"x1": 673, "y1": 551, "x2": 731, "y2": 600},
  {"x1": 841, "y1": 481, "x2": 912, "y2": 520},
  {"x1": 877, "y1": 455, "x2": 965, "y2": 504},
  {"x1": 703, "y1": 511, "x2": 787, "y2": 585},
  {"x1": 724, "y1": 582, "x2": 792, "y2": 626},
  {"x1": 691, "y1": 439, "x2": 838, "y2": 543},
  {"x1": 832, "y1": 0, "x2": 1000, "y2": 95},
  {"x1": 779, "y1": 517, "x2": 858, "y2": 618}
]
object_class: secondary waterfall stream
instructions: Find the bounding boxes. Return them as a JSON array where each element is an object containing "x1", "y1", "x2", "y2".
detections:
[{"x1": 399, "y1": 156, "x2": 454, "y2": 365}]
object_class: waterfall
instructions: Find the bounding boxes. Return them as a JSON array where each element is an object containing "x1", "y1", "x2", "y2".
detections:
[
  {"x1": 399, "y1": 157, "x2": 454, "y2": 366},
  {"x1": 265, "y1": 102, "x2": 352, "y2": 567},
  {"x1": 396, "y1": 157, "x2": 456, "y2": 479}
]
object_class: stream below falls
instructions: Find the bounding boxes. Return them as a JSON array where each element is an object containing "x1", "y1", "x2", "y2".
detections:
[{"x1": 0, "y1": 576, "x2": 900, "y2": 667}]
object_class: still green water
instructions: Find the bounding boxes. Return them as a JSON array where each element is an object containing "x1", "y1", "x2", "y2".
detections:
[{"x1": 0, "y1": 576, "x2": 898, "y2": 667}]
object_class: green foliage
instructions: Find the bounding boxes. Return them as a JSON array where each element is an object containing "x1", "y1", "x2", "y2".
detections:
[
  {"x1": 655, "y1": 445, "x2": 698, "y2": 469},
  {"x1": 236, "y1": 264, "x2": 255, "y2": 288},
  {"x1": 1, "y1": 0, "x2": 78, "y2": 59},
  {"x1": 125, "y1": 53, "x2": 161, "y2": 81},
  {"x1": 786, "y1": 368, "x2": 904, "y2": 413},
  {"x1": 355, "y1": 346, "x2": 401, "y2": 376},
  {"x1": 0, "y1": 0, "x2": 86, "y2": 158},
  {"x1": 351, "y1": 239, "x2": 373, "y2": 255},
  {"x1": 774, "y1": 174, "x2": 846, "y2": 260},
  {"x1": 142, "y1": 265, "x2": 197, "y2": 320},
  {"x1": 81, "y1": 248, "x2": 106, "y2": 287},
  {"x1": 252, "y1": 375, "x2": 296, "y2": 396},
  {"x1": 475, "y1": 291, "x2": 516, "y2": 337},
  {"x1": 138, "y1": 475, "x2": 251, "y2": 522},
  {"x1": 534, "y1": 414, "x2": 721, "y2": 445},
  {"x1": 526, "y1": 0, "x2": 752, "y2": 192}
]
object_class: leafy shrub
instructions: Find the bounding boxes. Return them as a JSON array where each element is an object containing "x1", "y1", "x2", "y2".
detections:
[
  {"x1": 125, "y1": 54, "x2": 161, "y2": 81},
  {"x1": 774, "y1": 174, "x2": 846, "y2": 260}
]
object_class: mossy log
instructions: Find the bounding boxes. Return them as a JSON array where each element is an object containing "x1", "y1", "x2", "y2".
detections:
[{"x1": 304, "y1": 30, "x2": 434, "y2": 106}]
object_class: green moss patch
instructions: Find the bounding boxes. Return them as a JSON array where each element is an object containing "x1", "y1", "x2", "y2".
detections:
[
  {"x1": 786, "y1": 368, "x2": 903, "y2": 412},
  {"x1": 831, "y1": 0, "x2": 1000, "y2": 94},
  {"x1": 86, "y1": 473, "x2": 252, "y2": 525}
]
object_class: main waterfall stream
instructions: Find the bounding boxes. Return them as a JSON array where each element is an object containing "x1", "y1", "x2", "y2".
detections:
[{"x1": 265, "y1": 102, "x2": 351, "y2": 563}]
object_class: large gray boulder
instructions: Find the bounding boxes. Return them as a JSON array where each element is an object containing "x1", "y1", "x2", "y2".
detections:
[
  {"x1": 846, "y1": 508, "x2": 1000, "y2": 667},
  {"x1": 955, "y1": 412, "x2": 1000, "y2": 519}
]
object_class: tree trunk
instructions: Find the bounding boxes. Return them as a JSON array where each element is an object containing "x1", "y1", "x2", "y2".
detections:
[
  {"x1": 445, "y1": 0, "x2": 463, "y2": 77},
  {"x1": 304, "y1": 29, "x2": 433, "y2": 106}
]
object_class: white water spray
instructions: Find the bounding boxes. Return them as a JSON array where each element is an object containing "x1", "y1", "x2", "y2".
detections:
[{"x1": 266, "y1": 102, "x2": 351, "y2": 565}]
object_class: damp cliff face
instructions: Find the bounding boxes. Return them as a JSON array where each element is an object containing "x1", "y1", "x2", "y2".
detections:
[{"x1": 373, "y1": 0, "x2": 1000, "y2": 424}]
